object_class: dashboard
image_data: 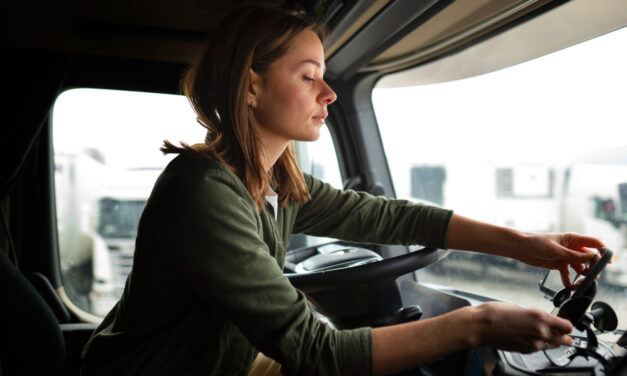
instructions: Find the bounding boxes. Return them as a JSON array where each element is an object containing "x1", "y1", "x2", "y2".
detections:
[
  {"x1": 287, "y1": 244, "x2": 627, "y2": 375},
  {"x1": 494, "y1": 249, "x2": 626, "y2": 375}
]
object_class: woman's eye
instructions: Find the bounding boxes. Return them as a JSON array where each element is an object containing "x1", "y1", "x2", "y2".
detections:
[{"x1": 303, "y1": 76, "x2": 315, "y2": 83}]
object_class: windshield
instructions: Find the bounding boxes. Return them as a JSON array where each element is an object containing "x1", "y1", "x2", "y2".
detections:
[
  {"x1": 98, "y1": 198, "x2": 146, "y2": 239},
  {"x1": 373, "y1": 25, "x2": 627, "y2": 328}
]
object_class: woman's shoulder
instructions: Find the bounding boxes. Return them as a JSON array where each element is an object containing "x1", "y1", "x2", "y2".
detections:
[
  {"x1": 157, "y1": 152, "x2": 248, "y2": 200},
  {"x1": 300, "y1": 172, "x2": 337, "y2": 197}
]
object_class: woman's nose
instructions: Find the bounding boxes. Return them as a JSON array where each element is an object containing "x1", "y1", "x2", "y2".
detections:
[{"x1": 319, "y1": 81, "x2": 337, "y2": 105}]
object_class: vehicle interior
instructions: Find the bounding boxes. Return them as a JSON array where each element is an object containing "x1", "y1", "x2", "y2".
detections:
[{"x1": 2, "y1": 0, "x2": 626, "y2": 375}]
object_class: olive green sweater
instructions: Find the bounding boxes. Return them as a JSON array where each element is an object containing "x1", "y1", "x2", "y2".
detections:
[{"x1": 81, "y1": 153, "x2": 453, "y2": 375}]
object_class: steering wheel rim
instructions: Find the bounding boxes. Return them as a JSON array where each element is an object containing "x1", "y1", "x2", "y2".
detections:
[{"x1": 286, "y1": 247, "x2": 449, "y2": 293}]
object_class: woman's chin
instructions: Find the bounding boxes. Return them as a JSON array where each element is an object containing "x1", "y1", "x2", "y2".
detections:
[{"x1": 297, "y1": 129, "x2": 321, "y2": 142}]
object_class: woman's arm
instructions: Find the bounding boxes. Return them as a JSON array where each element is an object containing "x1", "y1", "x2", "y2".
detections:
[
  {"x1": 444, "y1": 214, "x2": 605, "y2": 285},
  {"x1": 372, "y1": 301, "x2": 574, "y2": 375},
  {"x1": 294, "y1": 175, "x2": 453, "y2": 249},
  {"x1": 159, "y1": 161, "x2": 372, "y2": 375},
  {"x1": 369, "y1": 214, "x2": 603, "y2": 374}
]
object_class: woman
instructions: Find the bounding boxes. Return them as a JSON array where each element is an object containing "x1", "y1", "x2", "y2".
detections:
[{"x1": 81, "y1": 5, "x2": 604, "y2": 376}]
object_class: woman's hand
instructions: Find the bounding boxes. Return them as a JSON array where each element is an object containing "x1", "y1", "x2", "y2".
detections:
[
  {"x1": 512, "y1": 233, "x2": 605, "y2": 286},
  {"x1": 445, "y1": 214, "x2": 606, "y2": 287},
  {"x1": 472, "y1": 301, "x2": 574, "y2": 353},
  {"x1": 372, "y1": 301, "x2": 574, "y2": 375}
]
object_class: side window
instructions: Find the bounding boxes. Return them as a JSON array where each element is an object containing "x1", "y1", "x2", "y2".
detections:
[
  {"x1": 294, "y1": 125, "x2": 342, "y2": 189},
  {"x1": 53, "y1": 88, "x2": 204, "y2": 316},
  {"x1": 53, "y1": 89, "x2": 344, "y2": 317}
]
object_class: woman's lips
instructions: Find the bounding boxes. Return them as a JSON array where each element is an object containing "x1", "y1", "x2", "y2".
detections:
[{"x1": 312, "y1": 113, "x2": 328, "y2": 122}]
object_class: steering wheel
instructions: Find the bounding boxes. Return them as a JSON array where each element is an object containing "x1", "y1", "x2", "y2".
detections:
[{"x1": 285, "y1": 246, "x2": 449, "y2": 293}]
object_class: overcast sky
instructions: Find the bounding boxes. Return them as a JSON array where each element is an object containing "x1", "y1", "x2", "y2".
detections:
[{"x1": 373, "y1": 25, "x2": 627, "y2": 168}]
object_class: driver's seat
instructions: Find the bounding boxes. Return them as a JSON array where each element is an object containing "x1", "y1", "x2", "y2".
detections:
[{"x1": 0, "y1": 248, "x2": 65, "y2": 376}]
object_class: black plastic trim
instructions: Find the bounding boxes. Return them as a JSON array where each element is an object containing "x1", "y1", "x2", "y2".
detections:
[
  {"x1": 286, "y1": 247, "x2": 448, "y2": 292},
  {"x1": 326, "y1": 0, "x2": 453, "y2": 80},
  {"x1": 377, "y1": 0, "x2": 571, "y2": 81}
]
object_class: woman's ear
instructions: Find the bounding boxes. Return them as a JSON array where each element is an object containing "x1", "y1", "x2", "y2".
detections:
[{"x1": 248, "y1": 68, "x2": 260, "y2": 108}]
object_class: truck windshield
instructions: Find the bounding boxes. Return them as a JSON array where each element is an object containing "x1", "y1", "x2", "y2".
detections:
[{"x1": 373, "y1": 24, "x2": 627, "y2": 325}]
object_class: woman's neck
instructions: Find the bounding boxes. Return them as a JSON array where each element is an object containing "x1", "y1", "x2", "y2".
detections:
[{"x1": 259, "y1": 138, "x2": 290, "y2": 173}]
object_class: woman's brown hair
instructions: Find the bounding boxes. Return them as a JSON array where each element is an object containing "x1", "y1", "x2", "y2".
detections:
[{"x1": 162, "y1": 6, "x2": 327, "y2": 210}]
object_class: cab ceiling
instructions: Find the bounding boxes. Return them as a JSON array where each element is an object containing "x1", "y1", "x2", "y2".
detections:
[
  {"x1": 0, "y1": 0, "x2": 585, "y2": 79},
  {"x1": 379, "y1": 0, "x2": 627, "y2": 87},
  {"x1": 1, "y1": 0, "x2": 288, "y2": 64}
]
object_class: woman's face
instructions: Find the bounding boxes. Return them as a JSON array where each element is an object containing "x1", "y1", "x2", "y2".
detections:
[{"x1": 249, "y1": 30, "x2": 337, "y2": 149}]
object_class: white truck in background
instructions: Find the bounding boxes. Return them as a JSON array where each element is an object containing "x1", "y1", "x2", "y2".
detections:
[
  {"x1": 560, "y1": 163, "x2": 627, "y2": 287},
  {"x1": 55, "y1": 149, "x2": 160, "y2": 315},
  {"x1": 96, "y1": 167, "x2": 160, "y2": 289},
  {"x1": 55, "y1": 150, "x2": 112, "y2": 313},
  {"x1": 408, "y1": 154, "x2": 627, "y2": 286}
]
